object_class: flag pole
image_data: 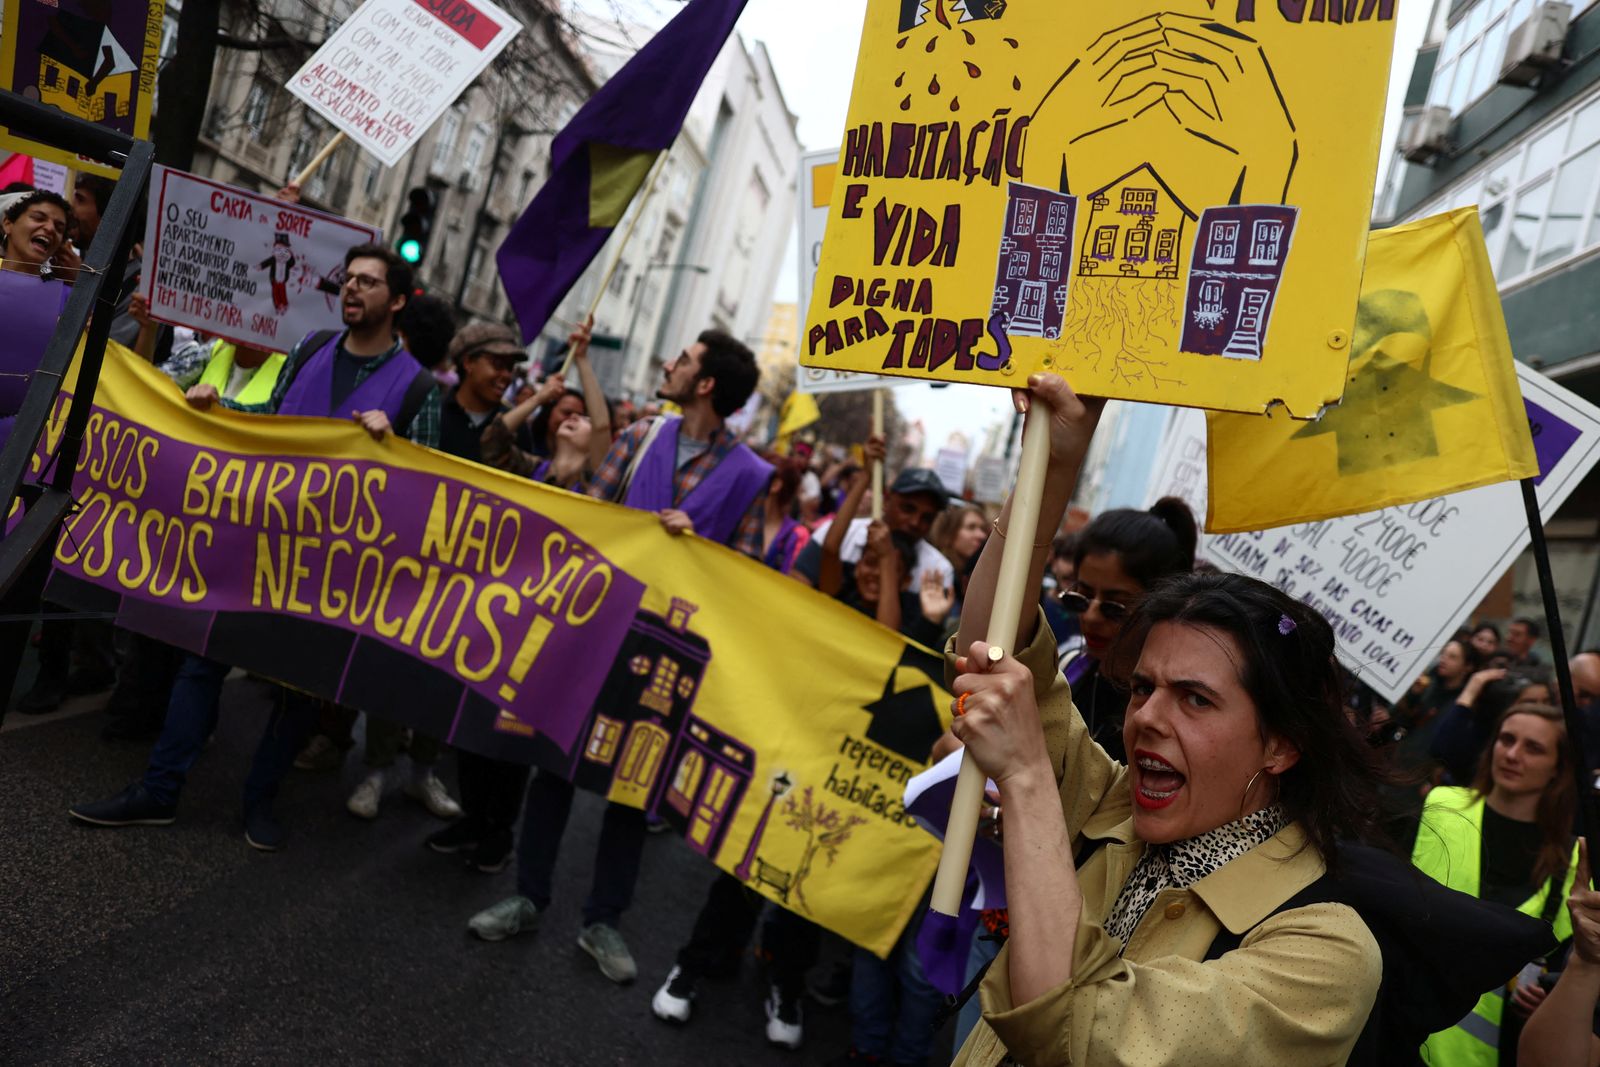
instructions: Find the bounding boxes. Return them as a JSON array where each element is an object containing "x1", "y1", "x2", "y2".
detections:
[
  {"x1": 871, "y1": 388, "x2": 884, "y2": 521},
  {"x1": 931, "y1": 401, "x2": 1052, "y2": 916},
  {"x1": 1518, "y1": 478, "x2": 1600, "y2": 865},
  {"x1": 560, "y1": 151, "x2": 672, "y2": 378},
  {"x1": 293, "y1": 131, "x2": 347, "y2": 188}
]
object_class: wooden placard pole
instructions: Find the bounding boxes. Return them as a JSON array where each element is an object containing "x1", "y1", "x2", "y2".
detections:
[
  {"x1": 293, "y1": 131, "x2": 348, "y2": 188},
  {"x1": 1518, "y1": 478, "x2": 1600, "y2": 867},
  {"x1": 871, "y1": 388, "x2": 885, "y2": 521},
  {"x1": 930, "y1": 401, "x2": 1053, "y2": 916}
]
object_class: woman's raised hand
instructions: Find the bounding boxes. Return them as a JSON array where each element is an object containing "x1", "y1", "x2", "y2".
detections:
[
  {"x1": 1012, "y1": 373, "x2": 1105, "y2": 467},
  {"x1": 949, "y1": 640, "x2": 1052, "y2": 792}
]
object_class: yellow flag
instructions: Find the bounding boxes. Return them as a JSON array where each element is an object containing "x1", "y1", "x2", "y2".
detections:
[
  {"x1": 777, "y1": 391, "x2": 821, "y2": 438},
  {"x1": 1205, "y1": 208, "x2": 1537, "y2": 534}
]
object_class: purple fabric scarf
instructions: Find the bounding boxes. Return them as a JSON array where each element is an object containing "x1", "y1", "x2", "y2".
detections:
[
  {"x1": 277, "y1": 333, "x2": 424, "y2": 422},
  {"x1": 532, "y1": 458, "x2": 585, "y2": 494},
  {"x1": 622, "y1": 416, "x2": 772, "y2": 547}
]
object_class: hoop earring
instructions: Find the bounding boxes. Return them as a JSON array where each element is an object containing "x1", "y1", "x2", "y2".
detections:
[{"x1": 1240, "y1": 767, "x2": 1269, "y2": 822}]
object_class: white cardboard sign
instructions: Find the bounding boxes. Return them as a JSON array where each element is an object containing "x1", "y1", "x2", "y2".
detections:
[
  {"x1": 287, "y1": 0, "x2": 521, "y2": 168},
  {"x1": 1187, "y1": 363, "x2": 1600, "y2": 704},
  {"x1": 143, "y1": 166, "x2": 380, "y2": 352},
  {"x1": 796, "y1": 147, "x2": 907, "y2": 395},
  {"x1": 973, "y1": 455, "x2": 1010, "y2": 505},
  {"x1": 934, "y1": 446, "x2": 968, "y2": 498}
]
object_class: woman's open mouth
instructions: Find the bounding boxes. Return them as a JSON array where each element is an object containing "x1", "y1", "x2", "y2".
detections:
[{"x1": 1134, "y1": 750, "x2": 1185, "y2": 810}]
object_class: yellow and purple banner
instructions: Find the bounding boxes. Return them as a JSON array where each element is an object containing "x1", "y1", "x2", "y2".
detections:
[{"x1": 37, "y1": 347, "x2": 950, "y2": 956}]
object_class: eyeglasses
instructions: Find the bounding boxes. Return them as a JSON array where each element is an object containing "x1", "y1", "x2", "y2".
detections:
[
  {"x1": 343, "y1": 272, "x2": 388, "y2": 293},
  {"x1": 1057, "y1": 586, "x2": 1133, "y2": 622}
]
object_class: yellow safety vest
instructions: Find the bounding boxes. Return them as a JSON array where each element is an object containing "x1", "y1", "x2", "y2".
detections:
[
  {"x1": 1412, "y1": 786, "x2": 1579, "y2": 1067},
  {"x1": 197, "y1": 341, "x2": 286, "y2": 406}
]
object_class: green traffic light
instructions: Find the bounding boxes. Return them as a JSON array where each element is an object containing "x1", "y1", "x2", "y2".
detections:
[{"x1": 398, "y1": 238, "x2": 423, "y2": 263}]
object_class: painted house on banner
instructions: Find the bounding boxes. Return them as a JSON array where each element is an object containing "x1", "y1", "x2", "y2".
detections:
[
  {"x1": 37, "y1": 12, "x2": 138, "y2": 123},
  {"x1": 1077, "y1": 164, "x2": 1193, "y2": 280},
  {"x1": 552, "y1": 597, "x2": 754, "y2": 858}
]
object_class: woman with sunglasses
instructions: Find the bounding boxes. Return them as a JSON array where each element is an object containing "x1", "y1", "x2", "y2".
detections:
[{"x1": 1057, "y1": 497, "x2": 1197, "y2": 762}]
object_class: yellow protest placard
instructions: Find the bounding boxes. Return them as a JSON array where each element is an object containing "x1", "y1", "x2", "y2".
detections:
[
  {"x1": 804, "y1": 1, "x2": 1398, "y2": 417},
  {"x1": 0, "y1": 2, "x2": 163, "y2": 178}
]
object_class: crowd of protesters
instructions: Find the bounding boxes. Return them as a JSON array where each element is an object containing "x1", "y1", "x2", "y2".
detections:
[{"x1": 4, "y1": 170, "x2": 1600, "y2": 1065}]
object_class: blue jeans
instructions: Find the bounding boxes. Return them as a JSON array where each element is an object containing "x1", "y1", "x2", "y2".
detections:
[
  {"x1": 954, "y1": 929, "x2": 1003, "y2": 1052},
  {"x1": 851, "y1": 915, "x2": 944, "y2": 1064},
  {"x1": 514, "y1": 769, "x2": 646, "y2": 928},
  {"x1": 142, "y1": 655, "x2": 317, "y2": 811}
]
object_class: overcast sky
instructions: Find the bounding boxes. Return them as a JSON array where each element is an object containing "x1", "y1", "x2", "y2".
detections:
[{"x1": 574, "y1": 0, "x2": 1435, "y2": 458}]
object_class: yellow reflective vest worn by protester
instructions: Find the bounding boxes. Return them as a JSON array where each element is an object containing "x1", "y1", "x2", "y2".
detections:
[
  {"x1": 1411, "y1": 785, "x2": 1579, "y2": 1067},
  {"x1": 197, "y1": 341, "x2": 286, "y2": 406}
]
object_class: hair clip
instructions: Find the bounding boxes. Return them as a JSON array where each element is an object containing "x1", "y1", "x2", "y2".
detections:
[{"x1": 1277, "y1": 614, "x2": 1297, "y2": 636}]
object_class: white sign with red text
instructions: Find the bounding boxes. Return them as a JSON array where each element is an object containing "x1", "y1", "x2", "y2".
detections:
[
  {"x1": 287, "y1": 0, "x2": 521, "y2": 167},
  {"x1": 143, "y1": 166, "x2": 381, "y2": 352}
]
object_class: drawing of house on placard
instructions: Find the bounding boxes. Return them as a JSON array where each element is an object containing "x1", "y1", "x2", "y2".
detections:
[
  {"x1": 1180, "y1": 206, "x2": 1299, "y2": 360},
  {"x1": 990, "y1": 182, "x2": 1077, "y2": 339},
  {"x1": 36, "y1": 11, "x2": 138, "y2": 123},
  {"x1": 1077, "y1": 164, "x2": 1194, "y2": 281}
]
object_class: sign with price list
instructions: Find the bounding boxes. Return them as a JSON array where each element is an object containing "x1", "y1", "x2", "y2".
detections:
[
  {"x1": 1192, "y1": 363, "x2": 1600, "y2": 703},
  {"x1": 287, "y1": 0, "x2": 521, "y2": 167}
]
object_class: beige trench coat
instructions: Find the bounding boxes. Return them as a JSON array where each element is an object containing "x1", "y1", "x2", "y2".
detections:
[{"x1": 949, "y1": 613, "x2": 1382, "y2": 1067}]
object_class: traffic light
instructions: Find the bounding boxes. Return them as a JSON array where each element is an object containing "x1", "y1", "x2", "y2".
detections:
[{"x1": 396, "y1": 187, "x2": 436, "y2": 265}]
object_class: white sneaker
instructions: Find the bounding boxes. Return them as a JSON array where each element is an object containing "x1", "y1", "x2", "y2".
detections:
[
  {"x1": 346, "y1": 773, "x2": 383, "y2": 819},
  {"x1": 651, "y1": 965, "x2": 695, "y2": 1023},
  {"x1": 764, "y1": 985, "x2": 803, "y2": 1049},
  {"x1": 404, "y1": 772, "x2": 462, "y2": 819}
]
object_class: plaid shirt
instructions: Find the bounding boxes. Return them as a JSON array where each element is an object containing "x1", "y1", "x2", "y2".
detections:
[
  {"x1": 590, "y1": 416, "x2": 766, "y2": 558},
  {"x1": 224, "y1": 332, "x2": 441, "y2": 449}
]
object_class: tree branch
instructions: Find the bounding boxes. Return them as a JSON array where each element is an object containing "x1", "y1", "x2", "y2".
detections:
[{"x1": 216, "y1": 32, "x2": 310, "y2": 52}]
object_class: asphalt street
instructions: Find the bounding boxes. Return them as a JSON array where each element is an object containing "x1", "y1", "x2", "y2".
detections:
[{"x1": 0, "y1": 674, "x2": 948, "y2": 1065}]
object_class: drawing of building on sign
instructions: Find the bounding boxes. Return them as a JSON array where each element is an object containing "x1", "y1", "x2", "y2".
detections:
[
  {"x1": 990, "y1": 182, "x2": 1077, "y2": 339},
  {"x1": 1076, "y1": 164, "x2": 1193, "y2": 282},
  {"x1": 36, "y1": 12, "x2": 138, "y2": 123},
  {"x1": 544, "y1": 595, "x2": 756, "y2": 860},
  {"x1": 1180, "y1": 206, "x2": 1299, "y2": 360},
  {"x1": 660, "y1": 716, "x2": 755, "y2": 862},
  {"x1": 558, "y1": 600, "x2": 700, "y2": 799}
]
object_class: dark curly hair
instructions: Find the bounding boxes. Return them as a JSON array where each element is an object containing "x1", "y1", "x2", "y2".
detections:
[{"x1": 1103, "y1": 570, "x2": 1394, "y2": 870}]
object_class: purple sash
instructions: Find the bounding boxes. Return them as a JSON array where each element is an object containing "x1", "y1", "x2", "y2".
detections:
[
  {"x1": 277, "y1": 333, "x2": 425, "y2": 422},
  {"x1": 762, "y1": 516, "x2": 804, "y2": 574},
  {"x1": 622, "y1": 416, "x2": 773, "y2": 547},
  {"x1": 0, "y1": 271, "x2": 70, "y2": 414}
]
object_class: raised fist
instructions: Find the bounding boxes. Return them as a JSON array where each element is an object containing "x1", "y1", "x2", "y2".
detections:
[{"x1": 1024, "y1": 12, "x2": 1298, "y2": 210}]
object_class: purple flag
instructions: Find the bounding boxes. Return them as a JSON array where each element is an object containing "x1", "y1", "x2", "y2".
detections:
[{"x1": 496, "y1": 0, "x2": 748, "y2": 342}]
